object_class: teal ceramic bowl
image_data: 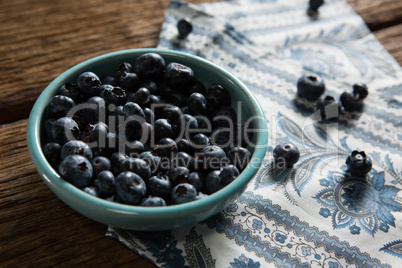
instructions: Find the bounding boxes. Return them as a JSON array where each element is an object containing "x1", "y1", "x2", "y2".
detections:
[{"x1": 27, "y1": 48, "x2": 268, "y2": 230}]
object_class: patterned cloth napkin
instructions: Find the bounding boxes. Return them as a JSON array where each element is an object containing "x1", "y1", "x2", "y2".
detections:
[{"x1": 106, "y1": 0, "x2": 402, "y2": 267}]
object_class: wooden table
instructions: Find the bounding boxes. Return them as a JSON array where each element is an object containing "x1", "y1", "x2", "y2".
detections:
[{"x1": 1, "y1": 0, "x2": 401, "y2": 266}]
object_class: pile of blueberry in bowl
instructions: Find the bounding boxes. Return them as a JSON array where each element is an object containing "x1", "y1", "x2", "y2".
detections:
[{"x1": 27, "y1": 48, "x2": 268, "y2": 230}]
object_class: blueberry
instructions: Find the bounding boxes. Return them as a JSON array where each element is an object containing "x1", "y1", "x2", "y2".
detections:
[
  {"x1": 139, "y1": 151, "x2": 161, "y2": 175},
  {"x1": 122, "y1": 102, "x2": 146, "y2": 130},
  {"x1": 168, "y1": 166, "x2": 190, "y2": 186},
  {"x1": 297, "y1": 75, "x2": 325, "y2": 101},
  {"x1": 147, "y1": 174, "x2": 172, "y2": 199},
  {"x1": 83, "y1": 186, "x2": 99, "y2": 197},
  {"x1": 192, "y1": 133, "x2": 210, "y2": 151},
  {"x1": 147, "y1": 95, "x2": 165, "y2": 117},
  {"x1": 88, "y1": 122, "x2": 109, "y2": 148},
  {"x1": 98, "y1": 84, "x2": 113, "y2": 98},
  {"x1": 233, "y1": 121, "x2": 253, "y2": 148},
  {"x1": 125, "y1": 140, "x2": 145, "y2": 156},
  {"x1": 91, "y1": 156, "x2": 111, "y2": 178},
  {"x1": 47, "y1": 95, "x2": 76, "y2": 119},
  {"x1": 90, "y1": 146, "x2": 110, "y2": 158},
  {"x1": 106, "y1": 132, "x2": 118, "y2": 151},
  {"x1": 228, "y1": 146, "x2": 251, "y2": 171},
  {"x1": 210, "y1": 127, "x2": 231, "y2": 151},
  {"x1": 59, "y1": 155, "x2": 93, "y2": 188},
  {"x1": 57, "y1": 82, "x2": 81, "y2": 103},
  {"x1": 105, "y1": 195, "x2": 116, "y2": 202},
  {"x1": 188, "y1": 81, "x2": 206, "y2": 97},
  {"x1": 340, "y1": 92, "x2": 362, "y2": 112},
  {"x1": 123, "y1": 101, "x2": 146, "y2": 119},
  {"x1": 180, "y1": 105, "x2": 191, "y2": 115},
  {"x1": 160, "y1": 105, "x2": 183, "y2": 123},
  {"x1": 177, "y1": 114, "x2": 198, "y2": 138},
  {"x1": 119, "y1": 157, "x2": 151, "y2": 181},
  {"x1": 345, "y1": 150, "x2": 372, "y2": 177},
  {"x1": 110, "y1": 152, "x2": 128, "y2": 174},
  {"x1": 198, "y1": 145, "x2": 227, "y2": 170},
  {"x1": 164, "y1": 62, "x2": 195, "y2": 90},
  {"x1": 140, "y1": 196, "x2": 167, "y2": 207},
  {"x1": 135, "y1": 122, "x2": 153, "y2": 146},
  {"x1": 177, "y1": 138, "x2": 194, "y2": 155},
  {"x1": 44, "y1": 118, "x2": 56, "y2": 142},
  {"x1": 154, "y1": 118, "x2": 175, "y2": 141},
  {"x1": 273, "y1": 142, "x2": 300, "y2": 168},
  {"x1": 139, "y1": 80, "x2": 158, "y2": 95},
  {"x1": 207, "y1": 84, "x2": 231, "y2": 109},
  {"x1": 188, "y1": 93, "x2": 207, "y2": 114},
  {"x1": 81, "y1": 96, "x2": 106, "y2": 124},
  {"x1": 119, "y1": 72, "x2": 140, "y2": 92},
  {"x1": 104, "y1": 86, "x2": 126, "y2": 106},
  {"x1": 220, "y1": 164, "x2": 239, "y2": 186},
  {"x1": 188, "y1": 172, "x2": 204, "y2": 192},
  {"x1": 115, "y1": 171, "x2": 146, "y2": 205},
  {"x1": 171, "y1": 151, "x2": 195, "y2": 170},
  {"x1": 316, "y1": 95, "x2": 339, "y2": 121},
  {"x1": 101, "y1": 74, "x2": 118, "y2": 86},
  {"x1": 51, "y1": 117, "x2": 80, "y2": 144},
  {"x1": 212, "y1": 106, "x2": 237, "y2": 128},
  {"x1": 42, "y1": 52, "x2": 259, "y2": 207},
  {"x1": 134, "y1": 52, "x2": 165, "y2": 81},
  {"x1": 309, "y1": 0, "x2": 324, "y2": 11},
  {"x1": 196, "y1": 116, "x2": 212, "y2": 135},
  {"x1": 165, "y1": 92, "x2": 187, "y2": 108},
  {"x1": 95, "y1": 170, "x2": 115, "y2": 197},
  {"x1": 127, "y1": 87, "x2": 150, "y2": 105},
  {"x1": 352, "y1": 83, "x2": 369, "y2": 100},
  {"x1": 42, "y1": 142, "x2": 62, "y2": 167},
  {"x1": 154, "y1": 137, "x2": 178, "y2": 157},
  {"x1": 77, "y1": 71, "x2": 101, "y2": 97},
  {"x1": 158, "y1": 83, "x2": 178, "y2": 100},
  {"x1": 196, "y1": 192, "x2": 208, "y2": 200},
  {"x1": 177, "y1": 17, "x2": 193, "y2": 39},
  {"x1": 61, "y1": 140, "x2": 93, "y2": 160},
  {"x1": 204, "y1": 170, "x2": 222, "y2": 194},
  {"x1": 116, "y1": 62, "x2": 133, "y2": 76},
  {"x1": 171, "y1": 183, "x2": 197, "y2": 204},
  {"x1": 143, "y1": 107, "x2": 155, "y2": 123}
]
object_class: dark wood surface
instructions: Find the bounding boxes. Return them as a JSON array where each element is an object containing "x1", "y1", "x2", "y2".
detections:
[{"x1": 0, "y1": 0, "x2": 401, "y2": 267}]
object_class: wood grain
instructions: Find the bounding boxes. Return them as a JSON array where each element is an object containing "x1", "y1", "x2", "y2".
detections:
[
  {"x1": 0, "y1": 0, "x2": 215, "y2": 124},
  {"x1": 373, "y1": 23, "x2": 402, "y2": 66},
  {"x1": 347, "y1": 0, "x2": 402, "y2": 31},
  {"x1": 0, "y1": 119, "x2": 154, "y2": 267},
  {"x1": 0, "y1": 0, "x2": 401, "y2": 267},
  {"x1": 0, "y1": 0, "x2": 401, "y2": 124}
]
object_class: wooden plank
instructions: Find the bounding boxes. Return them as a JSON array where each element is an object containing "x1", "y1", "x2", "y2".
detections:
[
  {"x1": 0, "y1": 0, "x2": 401, "y2": 265},
  {"x1": 0, "y1": 119, "x2": 154, "y2": 267},
  {"x1": 373, "y1": 23, "x2": 402, "y2": 66},
  {"x1": 347, "y1": 0, "x2": 402, "y2": 31},
  {"x1": 0, "y1": 0, "x2": 215, "y2": 124},
  {"x1": 0, "y1": 0, "x2": 401, "y2": 124}
]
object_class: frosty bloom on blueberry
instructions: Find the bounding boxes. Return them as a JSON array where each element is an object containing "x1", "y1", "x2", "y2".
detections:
[
  {"x1": 273, "y1": 142, "x2": 300, "y2": 168},
  {"x1": 296, "y1": 74, "x2": 325, "y2": 101},
  {"x1": 41, "y1": 52, "x2": 256, "y2": 206},
  {"x1": 345, "y1": 150, "x2": 372, "y2": 178}
]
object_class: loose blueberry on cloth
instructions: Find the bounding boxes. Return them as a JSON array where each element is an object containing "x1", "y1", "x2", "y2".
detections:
[{"x1": 106, "y1": 0, "x2": 402, "y2": 267}]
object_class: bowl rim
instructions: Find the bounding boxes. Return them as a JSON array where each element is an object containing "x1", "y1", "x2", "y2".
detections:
[{"x1": 27, "y1": 48, "x2": 268, "y2": 219}]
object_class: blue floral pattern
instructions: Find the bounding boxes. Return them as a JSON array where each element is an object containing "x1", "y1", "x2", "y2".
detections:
[
  {"x1": 107, "y1": 0, "x2": 402, "y2": 267},
  {"x1": 314, "y1": 169, "x2": 402, "y2": 236},
  {"x1": 229, "y1": 254, "x2": 260, "y2": 268}
]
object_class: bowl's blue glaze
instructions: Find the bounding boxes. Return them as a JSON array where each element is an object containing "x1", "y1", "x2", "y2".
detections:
[{"x1": 27, "y1": 48, "x2": 268, "y2": 230}]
